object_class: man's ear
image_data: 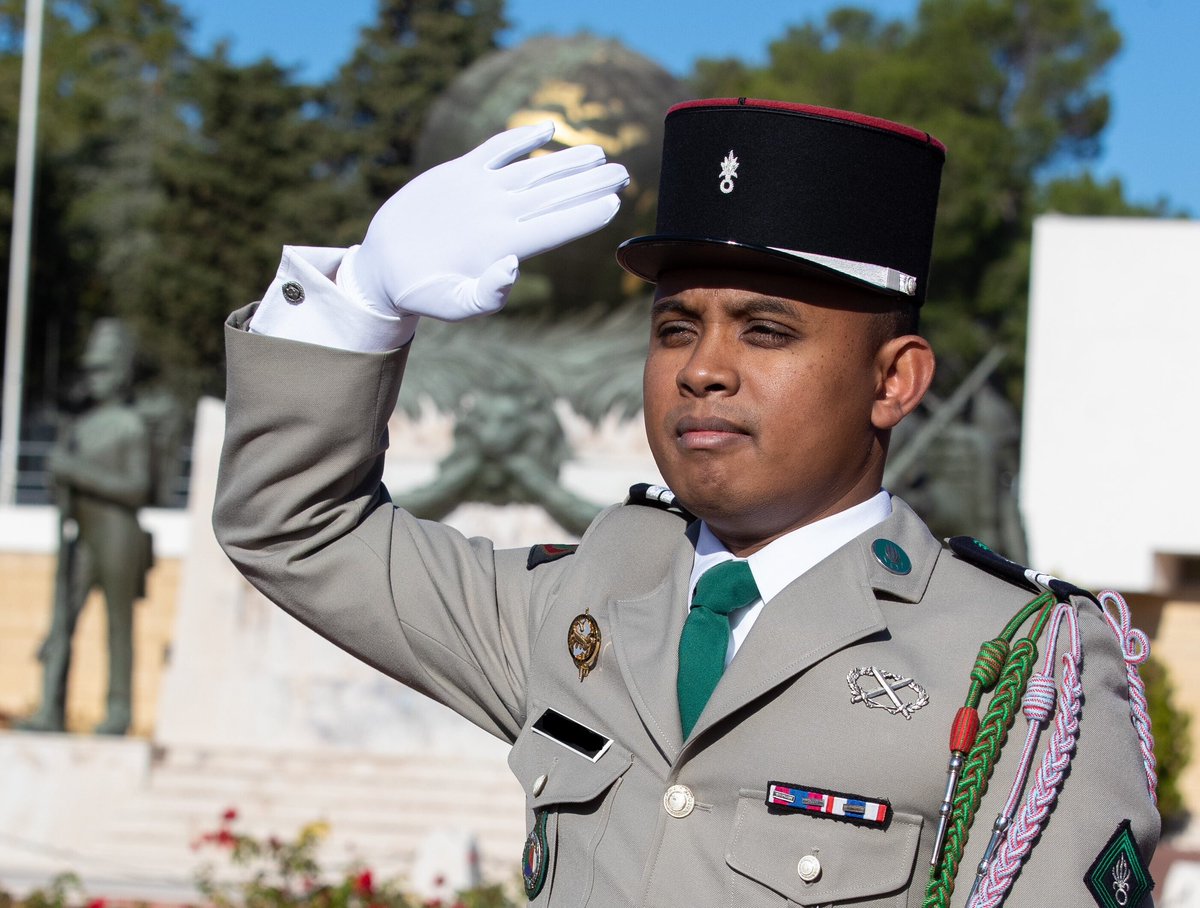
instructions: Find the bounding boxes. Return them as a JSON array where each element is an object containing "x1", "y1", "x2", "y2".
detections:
[{"x1": 871, "y1": 335, "x2": 935, "y2": 431}]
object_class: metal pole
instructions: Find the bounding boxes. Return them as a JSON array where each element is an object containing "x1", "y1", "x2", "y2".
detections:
[{"x1": 1, "y1": 0, "x2": 46, "y2": 506}]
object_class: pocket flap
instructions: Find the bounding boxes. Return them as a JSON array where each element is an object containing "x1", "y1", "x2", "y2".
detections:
[
  {"x1": 726, "y1": 792, "x2": 923, "y2": 904},
  {"x1": 508, "y1": 717, "x2": 631, "y2": 808}
]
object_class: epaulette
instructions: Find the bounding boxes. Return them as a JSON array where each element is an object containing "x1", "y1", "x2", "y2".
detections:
[
  {"x1": 625, "y1": 483, "x2": 695, "y2": 522},
  {"x1": 526, "y1": 544, "x2": 578, "y2": 571},
  {"x1": 946, "y1": 535, "x2": 1097, "y2": 604}
]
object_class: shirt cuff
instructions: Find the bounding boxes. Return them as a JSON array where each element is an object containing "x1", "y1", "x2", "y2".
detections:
[{"x1": 247, "y1": 245, "x2": 418, "y2": 352}]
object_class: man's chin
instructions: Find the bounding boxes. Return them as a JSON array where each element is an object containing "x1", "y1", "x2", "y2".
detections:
[{"x1": 670, "y1": 484, "x2": 761, "y2": 530}]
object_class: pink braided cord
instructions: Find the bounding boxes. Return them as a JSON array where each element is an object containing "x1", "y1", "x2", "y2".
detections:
[
  {"x1": 1098, "y1": 590, "x2": 1157, "y2": 802},
  {"x1": 969, "y1": 604, "x2": 1081, "y2": 908}
]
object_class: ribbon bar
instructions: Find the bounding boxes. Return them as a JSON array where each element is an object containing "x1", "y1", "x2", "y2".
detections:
[{"x1": 766, "y1": 781, "x2": 891, "y2": 828}]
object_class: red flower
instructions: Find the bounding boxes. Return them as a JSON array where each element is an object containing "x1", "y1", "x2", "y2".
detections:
[
  {"x1": 221, "y1": 807, "x2": 238, "y2": 823},
  {"x1": 86, "y1": 899, "x2": 106, "y2": 908},
  {"x1": 215, "y1": 828, "x2": 236, "y2": 848},
  {"x1": 354, "y1": 870, "x2": 374, "y2": 895}
]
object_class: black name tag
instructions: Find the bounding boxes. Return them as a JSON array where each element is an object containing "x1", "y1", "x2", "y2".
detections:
[{"x1": 531, "y1": 708, "x2": 613, "y2": 762}]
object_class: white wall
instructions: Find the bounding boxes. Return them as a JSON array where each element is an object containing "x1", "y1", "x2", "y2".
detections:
[
  {"x1": 0, "y1": 506, "x2": 190, "y2": 557},
  {"x1": 1021, "y1": 215, "x2": 1200, "y2": 592}
]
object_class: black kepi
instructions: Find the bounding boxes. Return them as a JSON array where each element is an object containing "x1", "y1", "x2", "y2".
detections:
[{"x1": 616, "y1": 98, "x2": 946, "y2": 304}]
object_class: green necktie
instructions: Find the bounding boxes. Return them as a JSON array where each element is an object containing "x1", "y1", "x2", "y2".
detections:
[{"x1": 677, "y1": 560, "x2": 761, "y2": 739}]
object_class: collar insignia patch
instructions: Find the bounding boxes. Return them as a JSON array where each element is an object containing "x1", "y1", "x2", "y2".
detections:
[
  {"x1": 847, "y1": 665, "x2": 929, "y2": 719},
  {"x1": 872, "y1": 538, "x2": 912, "y2": 575},
  {"x1": 1085, "y1": 820, "x2": 1153, "y2": 908},
  {"x1": 527, "y1": 543, "x2": 578, "y2": 571}
]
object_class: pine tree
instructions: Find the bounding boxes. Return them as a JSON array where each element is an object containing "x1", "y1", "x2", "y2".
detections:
[{"x1": 318, "y1": 0, "x2": 505, "y2": 224}]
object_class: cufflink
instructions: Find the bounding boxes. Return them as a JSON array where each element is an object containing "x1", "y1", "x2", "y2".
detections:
[{"x1": 282, "y1": 281, "x2": 305, "y2": 304}]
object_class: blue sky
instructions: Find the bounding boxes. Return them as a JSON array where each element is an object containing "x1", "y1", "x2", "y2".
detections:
[{"x1": 180, "y1": 0, "x2": 1199, "y2": 214}]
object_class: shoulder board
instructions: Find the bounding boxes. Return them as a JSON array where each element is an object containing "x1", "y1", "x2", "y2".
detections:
[
  {"x1": 625, "y1": 483, "x2": 695, "y2": 522},
  {"x1": 946, "y1": 535, "x2": 1097, "y2": 603},
  {"x1": 526, "y1": 543, "x2": 578, "y2": 571}
]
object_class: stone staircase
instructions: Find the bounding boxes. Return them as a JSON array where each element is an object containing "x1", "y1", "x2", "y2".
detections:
[{"x1": 0, "y1": 734, "x2": 526, "y2": 902}]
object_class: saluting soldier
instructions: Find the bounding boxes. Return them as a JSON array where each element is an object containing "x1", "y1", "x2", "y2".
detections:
[{"x1": 214, "y1": 100, "x2": 1159, "y2": 906}]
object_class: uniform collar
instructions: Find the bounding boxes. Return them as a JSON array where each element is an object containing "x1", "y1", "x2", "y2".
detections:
[{"x1": 690, "y1": 489, "x2": 893, "y2": 604}]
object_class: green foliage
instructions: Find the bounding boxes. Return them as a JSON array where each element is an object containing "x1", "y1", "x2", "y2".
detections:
[
  {"x1": 0, "y1": 0, "x2": 1183, "y2": 414},
  {"x1": 1140, "y1": 655, "x2": 1192, "y2": 824},
  {"x1": 318, "y1": 0, "x2": 505, "y2": 211},
  {"x1": 125, "y1": 49, "x2": 330, "y2": 402},
  {"x1": 0, "y1": 873, "x2": 85, "y2": 908},
  {"x1": 0, "y1": 0, "x2": 505, "y2": 412},
  {"x1": 0, "y1": 0, "x2": 192, "y2": 406},
  {"x1": 1038, "y1": 172, "x2": 1179, "y2": 218}
]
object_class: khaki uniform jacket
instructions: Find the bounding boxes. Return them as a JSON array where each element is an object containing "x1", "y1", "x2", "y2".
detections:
[{"x1": 214, "y1": 306, "x2": 1159, "y2": 907}]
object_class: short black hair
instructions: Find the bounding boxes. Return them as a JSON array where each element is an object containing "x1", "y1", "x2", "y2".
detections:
[{"x1": 870, "y1": 301, "x2": 920, "y2": 347}]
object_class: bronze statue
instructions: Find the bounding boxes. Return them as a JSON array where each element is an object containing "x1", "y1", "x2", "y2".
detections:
[
  {"x1": 17, "y1": 319, "x2": 153, "y2": 735},
  {"x1": 399, "y1": 373, "x2": 601, "y2": 536}
]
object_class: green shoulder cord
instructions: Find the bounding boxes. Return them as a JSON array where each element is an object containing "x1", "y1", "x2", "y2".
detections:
[{"x1": 923, "y1": 591, "x2": 1057, "y2": 908}]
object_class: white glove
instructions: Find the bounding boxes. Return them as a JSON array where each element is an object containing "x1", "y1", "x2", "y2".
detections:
[{"x1": 342, "y1": 122, "x2": 629, "y2": 322}]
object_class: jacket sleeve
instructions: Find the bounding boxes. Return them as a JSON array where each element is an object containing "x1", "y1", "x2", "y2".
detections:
[{"x1": 212, "y1": 305, "x2": 552, "y2": 744}]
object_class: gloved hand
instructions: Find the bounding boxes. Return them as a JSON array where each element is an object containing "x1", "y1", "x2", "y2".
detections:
[{"x1": 342, "y1": 122, "x2": 629, "y2": 322}]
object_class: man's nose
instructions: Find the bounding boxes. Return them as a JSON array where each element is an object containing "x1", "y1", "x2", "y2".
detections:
[{"x1": 676, "y1": 335, "x2": 739, "y2": 397}]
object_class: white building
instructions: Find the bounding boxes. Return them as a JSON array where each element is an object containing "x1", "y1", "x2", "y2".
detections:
[{"x1": 1022, "y1": 215, "x2": 1200, "y2": 594}]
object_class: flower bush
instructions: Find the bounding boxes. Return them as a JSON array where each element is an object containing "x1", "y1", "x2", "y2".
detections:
[
  {"x1": 192, "y1": 810, "x2": 518, "y2": 908},
  {"x1": 0, "y1": 812, "x2": 518, "y2": 908}
]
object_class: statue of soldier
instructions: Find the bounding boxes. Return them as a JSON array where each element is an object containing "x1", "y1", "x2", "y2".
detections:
[{"x1": 18, "y1": 319, "x2": 153, "y2": 736}]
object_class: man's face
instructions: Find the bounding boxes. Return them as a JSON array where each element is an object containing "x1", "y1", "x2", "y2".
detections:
[{"x1": 643, "y1": 268, "x2": 894, "y2": 555}]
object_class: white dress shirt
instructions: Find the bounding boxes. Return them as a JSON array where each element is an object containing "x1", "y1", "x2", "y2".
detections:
[{"x1": 249, "y1": 246, "x2": 416, "y2": 351}]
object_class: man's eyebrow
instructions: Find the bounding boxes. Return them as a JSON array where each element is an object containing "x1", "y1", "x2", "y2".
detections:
[
  {"x1": 726, "y1": 296, "x2": 803, "y2": 319},
  {"x1": 650, "y1": 295, "x2": 804, "y2": 320},
  {"x1": 650, "y1": 298, "x2": 697, "y2": 319}
]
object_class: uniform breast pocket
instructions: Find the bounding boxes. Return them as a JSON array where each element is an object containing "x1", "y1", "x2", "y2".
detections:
[
  {"x1": 726, "y1": 790, "x2": 924, "y2": 907},
  {"x1": 508, "y1": 711, "x2": 632, "y2": 906}
]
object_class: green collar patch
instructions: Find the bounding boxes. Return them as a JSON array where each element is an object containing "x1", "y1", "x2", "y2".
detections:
[
  {"x1": 1084, "y1": 820, "x2": 1153, "y2": 908},
  {"x1": 871, "y1": 538, "x2": 912, "y2": 575}
]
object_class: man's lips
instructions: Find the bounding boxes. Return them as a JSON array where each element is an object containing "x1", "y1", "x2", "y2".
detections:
[{"x1": 674, "y1": 415, "x2": 751, "y2": 450}]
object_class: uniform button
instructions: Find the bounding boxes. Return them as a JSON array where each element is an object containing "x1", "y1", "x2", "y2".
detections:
[
  {"x1": 797, "y1": 854, "x2": 821, "y2": 882},
  {"x1": 532, "y1": 773, "x2": 547, "y2": 796},
  {"x1": 282, "y1": 280, "x2": 305, "y2": 303},
  {"x1": 663, "y1": 784, "x2": 695, "y2": 818}
]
